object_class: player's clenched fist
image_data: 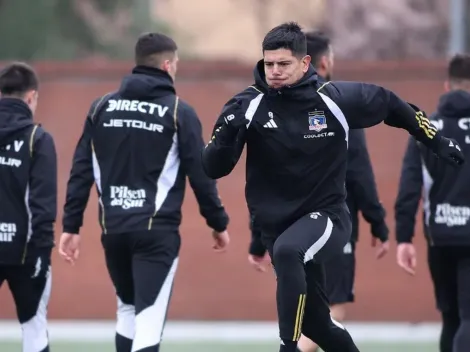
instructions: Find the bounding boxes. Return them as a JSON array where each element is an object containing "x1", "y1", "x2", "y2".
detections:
[{"x1": 223, "y1": 100, "x2": 249, "y2": 130}]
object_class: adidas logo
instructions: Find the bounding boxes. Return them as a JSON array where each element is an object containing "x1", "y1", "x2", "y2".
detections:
[
  {"x1": 449, "y1": 140, "x2": 461, "y2": 151},
  {"x1": 264, "y1": 119, "x2": 278, "y2": 128}
]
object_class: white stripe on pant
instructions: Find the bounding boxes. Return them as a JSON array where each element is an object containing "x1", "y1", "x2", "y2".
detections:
[
  {"x1": 22, "y1": 265, "x2": 51, "y2": 352},
  {"x1": 115, "y1": 257, "x2": 179, "y2": 351}
]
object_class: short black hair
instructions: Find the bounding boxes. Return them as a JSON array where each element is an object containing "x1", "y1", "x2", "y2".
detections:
[
  {"x1": 448, "y1": 54, "x2": 470, "y2": 81},
  {"x1": 262, "y1": 22, "x2": 307, "y2": 58},
  {"x1": 135, "y1": 32, "x2": 178, "y2": 66},
  {"x1": 0, "y1": 62, "x2": 38, "y2": 97},
  {"x1": 305, "y1": 31, "x2": 331, "y2": 65}
]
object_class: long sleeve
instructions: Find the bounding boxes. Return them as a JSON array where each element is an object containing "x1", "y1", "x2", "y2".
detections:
[
  {"x1": 178, "y1": 102, "x2": 229, "y2": 232},
  {"x1": 346, "y1": 129, "x2": 388, "y2": 241},
  {"x1": 29, "y1": 131, "x2": 57, "y2": 246},
  {"x1": 62, "y1": 115, "x2": 95, "y2": 234},
  {"x1": 201, "y1": 89, "x2": 260, "y2": 179},
  {"x1": 321, "y1": 81, "x2": 440, "y2": 150},
  {"x1": 394, "y1": 136, "x2": 424, "y2": 243}
]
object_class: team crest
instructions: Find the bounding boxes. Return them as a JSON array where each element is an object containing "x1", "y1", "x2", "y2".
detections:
[{"x1": 308, "y1": 111, "x2": 327, "y2": 132}]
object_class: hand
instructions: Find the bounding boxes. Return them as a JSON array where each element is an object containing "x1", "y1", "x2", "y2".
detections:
[
  {"x1": 58, "y1": 233, "x2": 80, "y2": 265},
  {"x1": 436, "y1": 136, "x2": 465, "y2": 166},
  {"x1": 223, "y1": 100, "x2": 248, "y2": 129},
  {"x1": 371, "y1": 237, "x2": 389, "y2": 259},
  {"x1": 248, "y1": 253, "x2": 270, "y2": 272},
  {"x1": 408, "y1": 103, "x2": 465, "y2": 166},
  {"x1": 396, "y1": 243, "x2": 417, "y2": 275},
  {"x1": 212, "y1": 230, "x2": 230, "y2": 252}
]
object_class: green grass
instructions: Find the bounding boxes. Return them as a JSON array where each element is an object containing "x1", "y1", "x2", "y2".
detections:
[{"x1": 0, "y1": 341, "x2": 439, "y2": 352}]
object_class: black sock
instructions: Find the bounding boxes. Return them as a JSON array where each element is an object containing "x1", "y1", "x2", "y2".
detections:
[
  {"x1": 440, "y1": 311, "x2": 459, "y2": 352},
  {"x1": 116, "y1": 333, "x2": 133, "y2": 352}
]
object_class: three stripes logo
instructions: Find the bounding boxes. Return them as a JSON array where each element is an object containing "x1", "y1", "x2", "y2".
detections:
[
  {"x1": 264, "y1": 111, "x2": 278, "y2": 128},
  {"x1": 205, "y1": 126, "x2": 221, "y2": 148},
  {"x1": 264, "y1": 120, "x2": 277, "y2": 128},
  {"x1": 292, "y1": 293, "x2": 306, "y2": 341},
  {"x1": 415, "y1": 111, "x2": 437, "y2": 139}
]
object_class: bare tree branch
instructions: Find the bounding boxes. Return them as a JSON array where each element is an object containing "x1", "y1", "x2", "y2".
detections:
[{"x1": 325, "y1": 0, "x2": 449, "y2": 59}]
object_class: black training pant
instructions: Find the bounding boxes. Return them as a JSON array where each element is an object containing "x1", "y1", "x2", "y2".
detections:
[
  {"x1": 0, "y1": 247, "x2": 52, "y2": 352},
  {"x1": 428, "y1": 245, "x2": 470, "y2": 352},
  {"x1": 262, "y1": 206, "x2": 360, "y2": 352},
  {"x1": 102, "y1": 230, "x2": 180, "y2": 352}
]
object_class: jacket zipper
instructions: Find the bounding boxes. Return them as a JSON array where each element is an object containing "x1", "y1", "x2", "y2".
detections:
[
  {"x1": 21, "y1": 239, "x2": 28, "y2": 264},
  {"x1": 21, "y1": 125, "x2": 40, "y2": 264},
  {"x1": 427, "y1": 227, "x2": 434, "y2": 246}
]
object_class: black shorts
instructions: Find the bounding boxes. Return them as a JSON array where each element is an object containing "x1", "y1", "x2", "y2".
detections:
[
  {"x1": 428, "y1": 245, "x2": 470, "y2": 319},
  {"x1": 324, "y1": 241, "x2": 356, "y2": 305},
  {"x1": 101, "y1": 229, "x2": 180, "y2": 350},
  {"x1": 0, "y1": 247, "x2": 52, "y2": 351}
]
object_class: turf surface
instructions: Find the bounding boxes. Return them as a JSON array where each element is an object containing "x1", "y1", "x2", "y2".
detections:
[{"x1": 0, "y1": 341, "x2": 439, "y2": 352}]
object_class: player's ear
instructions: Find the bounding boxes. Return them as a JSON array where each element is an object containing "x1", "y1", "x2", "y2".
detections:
[
  {"x1": 444, "y1": 80, "x2": 451, "y2": 92},
  {"x1": 302, "y1": 55, "x2": 311, "y2": 73},
  {"x1": 161, "y1": 59, "x2": 171, "y2": 73}
]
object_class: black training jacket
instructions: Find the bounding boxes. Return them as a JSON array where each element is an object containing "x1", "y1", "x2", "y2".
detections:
[
  {"x1": 248, "y1": 129, "x2": 388, "y2": 256},
  {"x1": 202, "y1": 61, "x2": 440, "y2": 237},
  {"x1": 62, "y1": 65, "x2": 229, "y2": 235},
  {"x1": 395, "y1": 89, "x2": 470, "y2": 246},
  {"x1": 0, "y1": 98, "x2": 57, "y2": 265}
]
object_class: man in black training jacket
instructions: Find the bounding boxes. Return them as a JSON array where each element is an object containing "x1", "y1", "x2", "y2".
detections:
[
  {"x1": 248, "y1": 30, "x2": 390, "y2": 352},
  {"x1": 202, "y1": 22, "x2": 464, "y2": 352},
  {"x1": 59, "y1": 33, "x2": 230, "y2": 352},
  {"x1": 0, "y1": 62, "x2": 57, "y2": 352},
  {"x1": 395, "y1": 53, "x2": 470, "y2": 352}
]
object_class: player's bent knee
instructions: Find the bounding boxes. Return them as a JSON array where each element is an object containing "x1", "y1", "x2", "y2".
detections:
[
  {"x1": 272, "y1": 241, "x2": 302, "y2": 266},
  {"x1": 301, "y1": 310, "x2": 347, "y2": 343},
  {"x1": 297, "y1": 334, "x2": 319, "y2": 352}
]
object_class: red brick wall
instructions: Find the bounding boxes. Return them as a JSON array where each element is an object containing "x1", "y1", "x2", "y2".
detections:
[{"x1": 0, "y1": 60, "x2": 448, "y2": 321}]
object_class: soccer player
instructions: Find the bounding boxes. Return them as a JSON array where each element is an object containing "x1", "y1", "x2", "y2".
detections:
[
  {"x1": 395, "y1": 54, "x2": 470, "y2": 352},
  {"x1": 248, "y1": 30, "x2": 390, "y2": 352},
  {"x1": 59, "y1": 33, "x2": 230, "y2": 352},
  {"x1": 202, "y1": 22, "x2": 464, "y2": 352},
  {"x1": 0, "y1": 62, "x2": 57, "y2": 352}
]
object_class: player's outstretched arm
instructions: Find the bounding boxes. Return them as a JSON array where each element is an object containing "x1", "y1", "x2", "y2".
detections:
[
  {"x1": 201, "y1": 88, "x2": 261, "y2": 179},
  {"x1": 320, "y1": 81, "x2": 465, "y2": 167}
]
